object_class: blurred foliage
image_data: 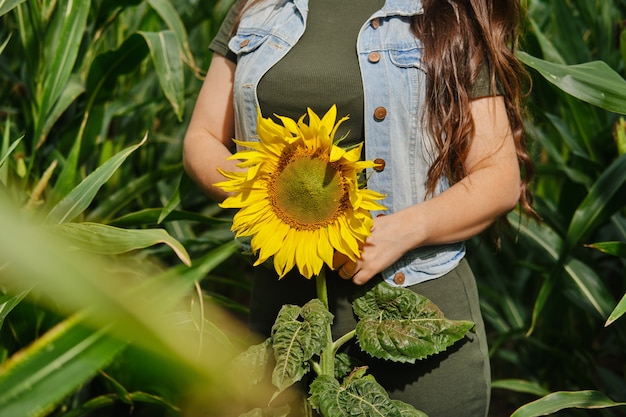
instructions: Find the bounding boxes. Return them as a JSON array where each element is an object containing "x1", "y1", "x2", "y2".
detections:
[{"x1": 2, "y1": 0, "x2": 626, "y2": 416}]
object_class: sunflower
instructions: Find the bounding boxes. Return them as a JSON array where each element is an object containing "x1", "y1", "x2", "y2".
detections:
[{"x1": 215, "y1": 105, "x2": 386, "y2": 279}]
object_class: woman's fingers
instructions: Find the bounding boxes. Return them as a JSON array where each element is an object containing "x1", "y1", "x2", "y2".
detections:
[{"x1": 333, "y1": 252, "x2": 358, "y2": 280}]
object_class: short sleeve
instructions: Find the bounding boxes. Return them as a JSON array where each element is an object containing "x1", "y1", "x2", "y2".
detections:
[
  {"x1": 209, "y1": 1, "x2": 242, "y2": 63},
  {"x1": 470, "y1": 63, "x2": 504, "y2": 99}
]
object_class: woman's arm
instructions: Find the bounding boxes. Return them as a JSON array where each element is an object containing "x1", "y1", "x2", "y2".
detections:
[
  {"x1": 183, "y1": 54, "x2": 240, "y2": 202},
  {"x1": 343, "y1": 96, "x2": 522, "y2": 284}
]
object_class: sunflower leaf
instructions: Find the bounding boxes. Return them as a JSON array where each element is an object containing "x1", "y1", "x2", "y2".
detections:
[
  {"x1": 233, "y1": 338, "x2": 273, "y2": 392},
  {"x1": 353, "y1": 281, "x2": 474, "y2": 363},
  {"x1": 270, "y1": 299, "x2": 332, "y2": 392},
  {"x1": 309, "y1": 372, "x2": 421, "y2": 417}
]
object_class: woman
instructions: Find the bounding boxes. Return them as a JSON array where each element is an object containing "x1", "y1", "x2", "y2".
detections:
[{"x1": 183, "y1": 0, "x2": 534, "y2": 415}]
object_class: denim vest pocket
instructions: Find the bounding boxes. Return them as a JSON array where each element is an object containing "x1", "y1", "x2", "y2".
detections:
[
  {"x1": 229, "y1": 33, "x2": 270, "y2": 56},
  {"x1": 388, "y1": 47, "x2": 425, "y2": 72}
]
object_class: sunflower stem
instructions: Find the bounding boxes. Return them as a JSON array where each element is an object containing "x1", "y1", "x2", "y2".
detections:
[
  {"x1": 316, "y1": 268, "x2": 334, "y2": 376},
  {"x1": 315, "y1": 268, "x2": 329, "y2": 309},
  {"x1": 332, "y1": 329, "x2": 356, "y2": 355}
]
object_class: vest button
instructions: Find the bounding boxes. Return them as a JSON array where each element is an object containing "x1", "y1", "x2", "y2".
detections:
[
  {"x1": 239, "y1": 39, "x2": 250, "y2": 47},
  {"x1": 373, "y1": 158, "x2": 386, "y2": 171},
  {"x1": 373, "y1": 106, "x2": 387, "y2": 121},
  {"x1": 393, "y1": 272, "x2": 406, "y2": 285},
  {"x1": 368, "y1": 51, "x2": 381, "y2": 63},
  {"x1": 371, "y1": 18, "x2": 381, "y2": 29}
]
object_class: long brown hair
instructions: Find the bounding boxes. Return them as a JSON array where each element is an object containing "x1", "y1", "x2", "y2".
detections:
[
  {"x1": 234, "y1": 0, "x2": 536, "y2": 218},
  {"x1": 412, "y1": 0, "x2": 535, "y2": 217}
]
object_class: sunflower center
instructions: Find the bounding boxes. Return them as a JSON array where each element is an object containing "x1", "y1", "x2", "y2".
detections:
[{"x1": 270, "y1": 151, "x2": 347, "y2": 230}]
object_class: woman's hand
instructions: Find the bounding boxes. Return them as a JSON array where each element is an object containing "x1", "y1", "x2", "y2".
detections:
[
  {"x1": 334, "y1": 213, "x2": 414, "y2": 285},
  {"x1": 334, "y1": 96, "x2": 522, "y2": 285}
]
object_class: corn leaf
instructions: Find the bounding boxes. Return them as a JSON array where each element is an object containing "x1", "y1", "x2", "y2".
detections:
[
  {"x1": 353, "y1": 281, "x2": 474, "y2": 363},
  {"x1": 46, "y1": 135, "x2": 146, "y2": 224},
  {"x1": 605, "y1": 293, "x2": 626, "y2": 327},
  {"x1": 0, "y1": 315, "x2": 126, "y2": 417},
  {"x1": 0, "y1": 0, "x2": 25, "y2": 17},
  {"x1": 563, "y1": 153, "x2": 626, "y2": 255},
  {"x1": 146, "y1": 0, "x2": 197, "y2": 71},
  {"x1": 86, "y1": 164, "x2": 181, "y2": 222},
  {"x1": 511, "y1": 390, "x2": 626, "y2": 417},
  {"x1": 0, "y1": 288, "x2": 30, "y2": 331},
  {"x1": 137, "y1": 30, "x2": 184, "y2": 120},
  {"x1": 518, "y1": 51, "x2": 626, "y2": 115},
  {"x1": 511, "y1": 213, "x2": 614, "y2": 333},
  {"x1": 35, "y1": 0, "x2": 91, "y2": 147},
  {"x1": 51, "y1": 222, "x2": 191, "y2": 266},
  {"x1": 586, "y1": 242, "x2": 626, "y2": 259},
  {"x1": 39, "y1": 75, "x2": 85, "y2": 146},
  {"x1": 491, "y1": 379, "x2": 550, "y2": 397}
]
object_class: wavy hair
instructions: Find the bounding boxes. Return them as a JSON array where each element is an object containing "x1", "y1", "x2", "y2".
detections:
[{"x1": 412, "y1": 0, "x2": 535, "y2": 218}]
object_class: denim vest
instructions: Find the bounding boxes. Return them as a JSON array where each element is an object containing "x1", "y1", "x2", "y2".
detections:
[{"x1": 228, "y1": 0, "x2": 465, "y2": 287}]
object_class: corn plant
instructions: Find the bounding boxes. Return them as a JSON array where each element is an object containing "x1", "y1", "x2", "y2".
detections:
[
  {"x1": 0, "y1": 0, "x2": 248, "y2": 415},
  {"x1": 469, "y1": 0, "x2": 626, "y2": 415}
]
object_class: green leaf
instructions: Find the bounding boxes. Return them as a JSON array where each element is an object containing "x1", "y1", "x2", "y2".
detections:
[
  {"x1": 158, "y1": 173, "x2": 184, "y2": 224},
  {"x1": 0, "y1": 315, "x2": 126, "y2": 417},
  {"x1": 131, "y1": 240, "x2": 241, "y2": 312},
  {"x1": 51, "y1": 222, "x2": 191, "y2": 266},
  {"x1": 46, "y1": 135, "x2": 146, "y2": 224},
  {"x1": 238, "y1": 405, "x2": 291, "y2": 417},
  {"x1": 86, "y1": 164, "x2": 182, "y2": 222},
  {"x1": 353, "y1": 281, "x2": 474, "y2": 363},
  {"x1": 60, "y1": 391, "x2": 180, "y2": 417},
  {"x1": 270, "y1": 299, "x2": 333, "y2": 392},
  {"x1": 232, "y1": 338, "x2": 273, "y2": 392},
  {"x1": 309, "y1": 373, "x2": 408, "y2": 417},
  {"x1": 392, "y1": 400, "x2": 428, "y2": 417},
  {"x1": 511, "y1": 390, "x2": 626, "y2": 417},
  {"x1": 146, "y1": 0, "x2": 197, "y2": 71},
  {"x1": 0, "y1": 134, "x2": 22, "y2": 172},
  {"x1": 137, "y1": 30, "x2": 184, "y2": 120},
  {"x1": 518, "y1": 51, "x2": 626, "y2": 115},
  {"x1": 605, "y1": 293, "x2": 626, "y2": 327},
  {"x1": 491, "y1": 379, "x2": 551, "y2": 397},
  {"x1": 512, "y1": 214, "x2": 614, "y2": 332},
  {"x1": 0, "y1": 32, "x2": 11, "y2": 55},
  {"x1": 35, "y1": 0, "x2": 91, "y2": 147},
  {"x1": 0, "y1": 288, "x2": 30, "y2": 331},
  {"x1": 564, "y1": 154, "x2": 626, "y2": 254},
  {"x1": 562, "y1": 258, "x2": 614, "y2": 319},
  {"x1": 109, "y1": 208, "x2": 230, "y2": 228},
  {"x1": 586, "y1": 241, "x2": 626, "y2": 259},
  {"x1": 39, "y1": 75, "x2": 85, "y2": 145},
  {"x1": 527, "y1": 17, "x2": 566, "y2": 65},
  {"x1": 86, "y1": 33, "x2": 149, "y2": 103},
  {"x1": 0, "y1": 0, "x2": 25, "y2": 19}
]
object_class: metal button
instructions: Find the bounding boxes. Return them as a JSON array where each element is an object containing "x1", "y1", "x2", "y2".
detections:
[
  {"x1": 239, "y1": 39, "x2": 250, "y2": 47},
  {"x1": 373, "y1": 106, "x2": 387, "y2": 121},
  {"x1": 368, "y1": 51, "x2": 381, "y2": 63},
  {"x1": 373, "y1": 158, "x2": 386, "y2": 172},
  {"x1": 371, "y1": 18, "x2": 380, "y2": 29},
  {"x1": 393, "y1": 272, "x2": 406, "y2": 285}
]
